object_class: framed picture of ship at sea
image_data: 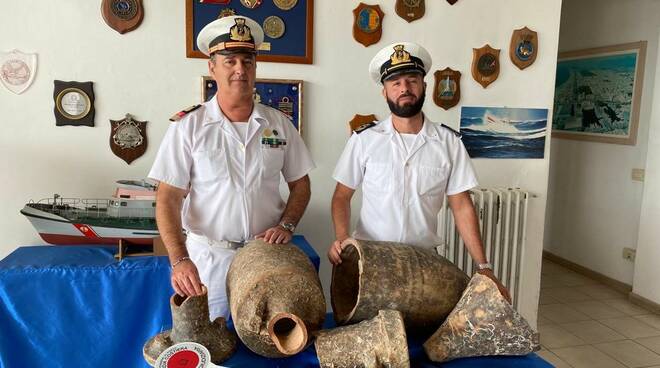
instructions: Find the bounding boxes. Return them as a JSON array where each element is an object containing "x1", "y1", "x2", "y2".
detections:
[
  {"x1": 186, "y1": 0, "x2": 314, "y2": 64},
  {"x1": 460, "y1": 106, "x2": 548, "y2": 159},
  {"x1": 202, "y1": 76, "x2": 303, "y2": 134},
  {"x1": 552, "y1": 41, "x2": 646, "y2": 145}
]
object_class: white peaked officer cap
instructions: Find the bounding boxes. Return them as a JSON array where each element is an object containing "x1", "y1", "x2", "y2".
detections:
[
  {"x1": 369, "y1": 42, "x2": 432, "y2": 84},
  {"x1": 196, "y1": 15, "x2": 264, "y2": 57}
]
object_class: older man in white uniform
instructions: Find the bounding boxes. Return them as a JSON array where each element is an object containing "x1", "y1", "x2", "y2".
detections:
[
  {"x1": 329, "y1": 42, "x2": 510, "y2": 302},
  {"x1": 149, "y1": 16, "x2": 315, "y2": 320}
]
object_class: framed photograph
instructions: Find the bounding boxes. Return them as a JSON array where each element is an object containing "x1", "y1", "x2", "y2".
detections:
[
  {"x1": 186, "y1": 0, "x2": 314, "y2": 64},
  {"x1": 552, "y1": 41, "x2": 646, "y2": 145},
  {"x1": 202, "y1": 77, "x2": 304, "y2": 133},
  {"x1": 460, "y1": 106, "x2": 548, "y2": 159}
]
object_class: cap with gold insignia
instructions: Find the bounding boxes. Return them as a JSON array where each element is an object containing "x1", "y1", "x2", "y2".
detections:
[
  {"x1": 368, "y1": 42, "x2": 432, "y2": 84},
  {"x1": 196, "y1": 15, "x2": 264, "y2": 56}
]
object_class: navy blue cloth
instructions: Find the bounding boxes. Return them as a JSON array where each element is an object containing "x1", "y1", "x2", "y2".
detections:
[{"x1": 0, "y1": 239, "x2": 548, "y2": 368}]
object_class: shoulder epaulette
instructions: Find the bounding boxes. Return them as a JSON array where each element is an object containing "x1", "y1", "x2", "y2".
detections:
[
  {"x1": 441, "y1": 123, "x2": 461, "y2": 138},
  {"x1": 169, "y1": 104, "x2": 202, "y2": 122},
  {"x1": 354, "y1": 121, "x2": 377, "y2": 134}
]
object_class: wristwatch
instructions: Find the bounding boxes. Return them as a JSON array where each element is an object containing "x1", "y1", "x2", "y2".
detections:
[
  {"x1": 477, "y1": 262, "x2": 493, "y2": 271},
  {"x1": 279, "y1": 221, "x2": 296, "y2": 233}
]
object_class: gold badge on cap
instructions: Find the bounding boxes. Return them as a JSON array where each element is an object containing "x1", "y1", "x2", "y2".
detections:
[
  {"x1": 471, "y1": 44, "x2": 500, "y2": 88},
  {"x1": 510, "y1": 26, "x2": 538, "y2": 70},
  {"x1": 353, "y1": 3, "x2": 384, "y2": 47},
  {"x1": 391, "y1": 44, "x2": 412, "y2": 65},
  {"x1": 230, "y1": 18, "x2": 253, "y2": 42},
  {"x1": 396, "y1": 0, "x2": 425, "y2": 23}
]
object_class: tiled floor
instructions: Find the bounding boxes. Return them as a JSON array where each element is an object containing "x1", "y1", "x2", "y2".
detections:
[{"x1": 537, "y1": 259, "x2": 660, "y2": 368}]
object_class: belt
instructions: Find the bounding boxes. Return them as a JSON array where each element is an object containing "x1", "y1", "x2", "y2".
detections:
[{"x1": 186, "y1": 232, "x2": 247, "y2": 250}]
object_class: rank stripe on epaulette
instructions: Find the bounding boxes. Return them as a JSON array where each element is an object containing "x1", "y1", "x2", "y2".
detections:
[
  {"x1": 354, "y1": 121, "x2": 377, "y2": 134},
  {"x1": 169, "y1": 104, "x2": 202, "y2": 122},
  {"x1": 441, "y1": 123, "x2": 461, "y2": 138}
]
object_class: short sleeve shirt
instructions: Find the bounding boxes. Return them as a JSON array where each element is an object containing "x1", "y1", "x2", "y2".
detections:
[
  {"x1": 333, "y1": 116, "x2": 478, "y2": 247},
  {"x1": 149, "y1": 97, "x2": 315, "y2": 242}
]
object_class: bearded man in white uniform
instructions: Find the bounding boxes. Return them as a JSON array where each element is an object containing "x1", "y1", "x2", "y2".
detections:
[
  {"x1": 329, "y1": 42, "x2": 510, "y2": 302},
  {"x1": 149, "y1": 16, "x2": 315, "y2": 320}
]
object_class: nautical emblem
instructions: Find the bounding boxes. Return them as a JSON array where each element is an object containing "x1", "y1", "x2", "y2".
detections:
[
  {"x1": 395, "y1": 0, "x2": 425, "y2": 23},
  {"x1": 278, "y1": 96, "x2": 294, "y2": 119},
  {"x1": 471, "y1": 44, "x2": 500, "y2": 88},
  {"x1": 0, "y1": 49, "x2": 37, "y2": 95},
  {"x1": 101, "y1": 0, "x2": 144, "y2": 34},
  {"x1": 349, "y1": 114, "x2": 378, "y2": 134},
  {"x1": 433, "y1": 68, "x2": 461, "y2": 110},
  {"x1": 54, "y1": 81, "x2": 95, "y2": 126},
  {"x1": 110, "y1": 114, "x2": 147, "y2": 164},
  {"x1": 391, "y1": 44, "x2": 411, "y2": 65},
  {"x1": 218, "y1": 8, "x2": 236, "y2": 19},
  {"x1": 263, "y1": 16, "x2": 286, "y2": 39},
  {"x1": 274, "y1": 0, "x2": 298, "y2": 10},
  {"x1": 230, "y1": 18, "x2": 253, "y2": 42},
  {"x1": 510, "y1": 27, "x2": 538, "y2": 70},
  {"x1": 239, "y1": 0, "x2": 262, "y2": 9},
  {"x1": 353, "y1": 3, "x2": 384, "y2": 47}
]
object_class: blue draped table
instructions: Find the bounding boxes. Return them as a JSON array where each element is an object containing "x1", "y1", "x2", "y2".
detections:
[{"x1": 0, "y1": 237, "x2": 550, "y2": 368}]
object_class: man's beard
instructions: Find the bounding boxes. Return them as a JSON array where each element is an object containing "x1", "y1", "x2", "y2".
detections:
[{"x1": 387, "y1": 91, "x2": 425, "y2": 118}]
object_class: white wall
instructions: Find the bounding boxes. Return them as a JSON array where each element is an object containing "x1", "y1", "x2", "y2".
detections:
[
  {"x1": 0, "y1": 1, "x2": 562, "y2": 323},
  {"x1": 634, "y1": 31, "x2": 660, "y2": 304},
  {"x1": 545, "y1": 0, "x2": 660, "y2": 285}
]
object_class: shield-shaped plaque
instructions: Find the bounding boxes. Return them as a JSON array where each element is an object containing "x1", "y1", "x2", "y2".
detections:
[
  {"x1": 101, "y1": 0, "x2": 144, "y2": 34},
  {"x1": 433, "y1": 68, "x2": 461, "y2": 110},
  {"x1": 349, "y1": 114, "x2": 378, "y2": 134},
  {"x1": 0, "y1": 49, "x2": 37, "y2": 95},
  {"x1": 110, "y1": 114, "x2": 147, "y2": 164},
  {"x1": 447, "y1": 0, "x2": 458, "y2": 4},
  {"x1": 471, "y1": 45, "x2": 500, "y2": 88},
  {"x1": 510, "y1": 27, "x2": 538, "y2": 70},
  {"x1": 396, "y1": 0, "x2": 425, "y2": 23},
  {"x1": 353, "y1": 3, "x2": 384, "y2": 47}
]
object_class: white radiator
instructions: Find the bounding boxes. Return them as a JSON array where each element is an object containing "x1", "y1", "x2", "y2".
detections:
[{"x1": 438, "y1": 188, "x2": 532, "y2": 307}]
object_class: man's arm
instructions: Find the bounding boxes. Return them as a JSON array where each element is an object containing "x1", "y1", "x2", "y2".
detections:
[
  {"x1": 328, "y1": 182, "x2": 355, "y2": 265},
  {"x1": 447, "y1": 191, "x2": 511, "y2": 303},
  {"x1": 156, "y1": 182, "x2": 203, "y2": 297},
  {"x1": 256, "y1": 174, "x2": 311, "y2": 244}
]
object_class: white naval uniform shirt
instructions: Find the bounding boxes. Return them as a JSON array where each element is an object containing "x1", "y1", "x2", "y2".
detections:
[
  {"x1": 333, "y1": 116, "x2": 478, "y2": 248},
  {"x1": 148, "y1": 96, "x2": 315, "y2": 243}
]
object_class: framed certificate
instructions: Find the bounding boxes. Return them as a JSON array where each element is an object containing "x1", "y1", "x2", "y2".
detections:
[
  {"x1": 53, "y1": 81, "x2": 95, "y2": 127},
  {"x1": 202, "y1": 76, "x2": 304, "y2": 133},
  {"x1": 186, "y1": 0, "x2": 314, "y2": 64}
]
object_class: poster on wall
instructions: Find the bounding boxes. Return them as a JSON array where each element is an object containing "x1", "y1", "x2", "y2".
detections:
[
  {"x1": 202, "y1": 77, "x2": 303, "y2": 133},
  {"x1": 460, "y1": 106, "x2": 548, "y2": 159},
  {"x1": 552, "y1": 41, "x2": 646, "y2": 145}
]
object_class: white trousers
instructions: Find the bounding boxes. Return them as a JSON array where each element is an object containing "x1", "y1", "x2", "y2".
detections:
[{"x1": 185, "y1": 236, "x2": 237, "y2": 321}]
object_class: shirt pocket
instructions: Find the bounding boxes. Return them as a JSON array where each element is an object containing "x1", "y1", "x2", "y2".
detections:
[
  {"x1": 192, "y1": 149, "x2": 229, "y2": 183},
  {"x1": 363, "y1": 161, "x2": 392, "y2": 193},
  {"x1": 415, "y1": 164, "x2": 450, "y2": 197},
  {"x1": 261, "y1": 147, "x2": 284, "y2": 179}
]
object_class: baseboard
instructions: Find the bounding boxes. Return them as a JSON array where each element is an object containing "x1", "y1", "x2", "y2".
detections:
[
  {"x1": 629, "y1": 292, "x2": 660, "y2": 314},
  {"x1": 542, "y1": 251, "x2": 632, "y2": 294}
]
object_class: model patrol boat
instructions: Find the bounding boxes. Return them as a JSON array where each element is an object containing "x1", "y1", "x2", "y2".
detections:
[{"x1": 20, "y1": 180, "x2": 159, "y2": 245}]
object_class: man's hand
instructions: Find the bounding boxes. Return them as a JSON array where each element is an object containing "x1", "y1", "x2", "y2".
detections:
[
  {"x1": 477, "y1": 269, "x2": 512, "y2": 304},
  {"x1": 171, "y1": 259, "x2": 204, "y2": 297},
  {"x1": 328, "y1": 237, "x2": 352, "y2": 265},
  {"x1": 256, "y1": 226, "x2": 292, "y2": 244}
]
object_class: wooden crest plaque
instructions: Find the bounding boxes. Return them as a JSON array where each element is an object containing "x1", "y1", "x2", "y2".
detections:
[
  {"x1": 447, "y1": 0, "x2": 458, "y2": 4},
  {"x1": 510, "y1": 27, "x2": 538, "y2": 70},
  {"x1": 110, "y1": 114, "x2": 147, "y2": 164},
  {"x1": 471, "y1": 45, "x2": 500, "y2": 88},
  {"x1": 349, "y1": 114, "x2": 378, "y2": 134},
  {"x1": 433, "y1": 68, "x2": 461, "y2": 110},
  {"x1": 396, "y1": 0, "x2": 424, "y2": 23},
  {"x1": 353, "y1": 3, "x2": 384, "y2": 47},
  {"x1": 101, "y1": 0, "x2": 144, "y2": 34}
]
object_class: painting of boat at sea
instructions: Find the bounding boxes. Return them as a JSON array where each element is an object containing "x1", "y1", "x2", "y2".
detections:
[
  {"x1": 20, "y1": 179, "x2": 159, "y2": 245},
  {"x1": 459, "y1": 106, "x2": 548, "y2": 159}
]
